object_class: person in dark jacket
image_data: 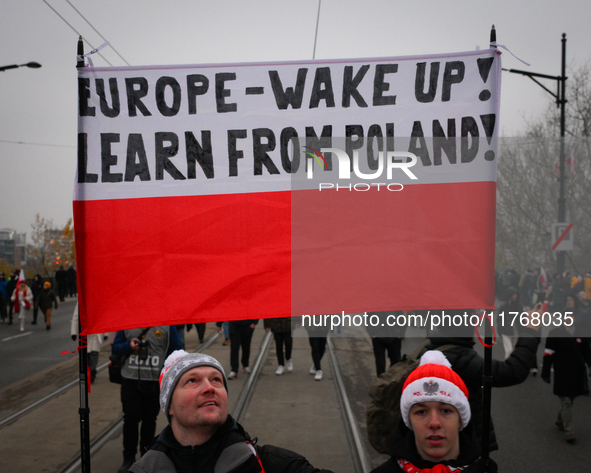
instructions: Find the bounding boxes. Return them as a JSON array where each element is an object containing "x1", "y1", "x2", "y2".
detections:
[
  {"x1": 36, "y1": 281, "x2": 58, "y2": 329},
  {"x1": 218, "y1": 319, "x2": 258, "y2": 379},
  {"x1": 541, "y1": 307, "x2": 591, "y2": 443},
  {"x1": 55, "y1": 266, "x2": 68, "y2": 301},
  {"x1": 0, "y1": 272, "x2": 8, "y2": 323},
  {"x1": 264, "y1": 317, "x2": 293, "y2": 375},
  {"x1": 6, "y1": 270, "x2": 18, "y2": 325},
  {"x1": 426, "y1": 308, "x2": 541, "y2": 452},
  {"x1": 370, "y1": 350, "x2": 496, "y2": 473},
  {"x1": 66, "y1": 265, "x2": 77, "y2": 297},
  {"x1": 130, "y1": 351, "x2": 333, "y2": 473},
  {"x1": 113, "y1": 326, "x2": 182, "y2": 472},
  {"x1": 367, "y1": 311, "x2": 406, "y2": 377},
  {"x1": 30, "y1": 274, "x2": 44, "y2": 325},
  {"x1": 496, "y1": 287, "x2": 523, "y2": 359}
]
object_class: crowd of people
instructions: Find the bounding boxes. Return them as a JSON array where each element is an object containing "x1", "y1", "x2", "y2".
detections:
[
  {"x1": 496, "y1": 267, "x2": 591, "y2": 317},
  {"x1": 108, "y1": 295, "x2": 590, "y2": 473},
  {"x1": 3, "y1": 263, "x2": 590, "y2": 472},
  {"x1": 114, "y1": 340, "x2": 500, "y2": 473},
  {"x1": 0, "y1": 268, "x2": 67, "y2": 330},
  {"x1": 495, "y1": 266, "x2": 591, "y2": 444}
]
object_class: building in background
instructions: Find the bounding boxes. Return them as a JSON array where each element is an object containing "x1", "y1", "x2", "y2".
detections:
[{"x1": 0, "y1": 229, "x2": 26, "y2": 267}]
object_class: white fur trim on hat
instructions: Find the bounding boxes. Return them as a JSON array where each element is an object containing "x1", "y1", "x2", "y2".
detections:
[{"x1": 159, "y1": 351, "x2": 227, "y2": 422}]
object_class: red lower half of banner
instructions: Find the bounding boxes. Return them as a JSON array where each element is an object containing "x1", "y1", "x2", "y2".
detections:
[
  {"x1": 74, "y1": 192, "x2": 291, "y2": 334},
  {"x1": 291, "y1": 181, "x2": 496, "y2": 317},
  {"x1": 74, "y1": 181, "x2": 495, "y2": 334}
]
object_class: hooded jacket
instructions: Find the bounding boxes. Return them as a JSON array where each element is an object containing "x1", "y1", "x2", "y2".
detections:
[
  {"x1": 130, "y1": 415, "x2": 333, "y2": 473},
  {"x1": 542, "y1": 325, "x2": 591, "y2": 397}
]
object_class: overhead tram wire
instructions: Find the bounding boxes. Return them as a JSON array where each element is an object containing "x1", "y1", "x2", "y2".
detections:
[
  {"x1": 41, "y1": 0, "x2": 113, "y2": 66},
  {"x1": 64, "y1": 0, "x2": 131, "y2": 66},
  {"x1": 0, "y1": 139, "x2": 76, "y2": 149},
  {"x1": 312, "y1": 0, "x2": 322, "y2": 60}
]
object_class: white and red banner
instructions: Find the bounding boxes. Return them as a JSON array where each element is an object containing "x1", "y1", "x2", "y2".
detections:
[{"x1": 75, "y1": 48, "x2": 501, "y2": 334}]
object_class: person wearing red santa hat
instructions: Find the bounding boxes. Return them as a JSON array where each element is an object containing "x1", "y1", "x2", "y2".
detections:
[
  {"x1": 11, "y1": 279, "x2": 33, "y2": 332},
  {"x1": 370, "y1": 350, "x2": 497, "y2": 473}
]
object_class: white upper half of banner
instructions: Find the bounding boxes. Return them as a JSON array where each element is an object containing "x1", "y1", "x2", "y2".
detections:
[{"x1": 75, "y1": 48, "x2": 501, "y2": 201}]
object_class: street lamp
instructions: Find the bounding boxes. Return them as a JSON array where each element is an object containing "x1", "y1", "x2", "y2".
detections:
[
  {"x1": 0, "y1": 61, "x2": 42, "y2": 72},
  {"x1": 503, "y1": 34, "x2": 568, "y2": 274}
]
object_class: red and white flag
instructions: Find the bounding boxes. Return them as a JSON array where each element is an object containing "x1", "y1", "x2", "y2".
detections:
[
  {"x1": 539, "y1": 267, "x2": 548, "y2": 292},
  {"x1": 74, "y1": 48, "x2": 501, "y2": 334},
  {"x1": 555, "y1": 156, "x2": 576, "y2": 177}
]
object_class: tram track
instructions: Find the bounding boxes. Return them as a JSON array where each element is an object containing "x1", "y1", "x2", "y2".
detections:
[
  {"x1": 2, "y1": 327, "x2": 373, "y2": 473},
  {"x1": 65, "y1": 330, "x2": 370, "y2": 473},
  {"x1": 0, "y1": 359, "x2": 106, "y2": 429},
  {"x1": 59, "y1": 332, "x2": 222, "y2": 473}
]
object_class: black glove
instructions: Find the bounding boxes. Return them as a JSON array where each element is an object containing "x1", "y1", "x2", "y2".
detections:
[{"x1": 71, "y1": 334, "x2": 77, "y2": 341}]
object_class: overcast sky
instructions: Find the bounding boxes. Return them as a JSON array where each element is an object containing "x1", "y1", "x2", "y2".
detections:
[{"x1": 1, "y1": 0, "x2": 589, "y2": 236}]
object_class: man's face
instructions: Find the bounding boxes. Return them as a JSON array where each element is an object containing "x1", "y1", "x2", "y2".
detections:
[
  {"x1": 168, "y1": 366, "x2": 228, "y2": 433},
  {"x1": 409, "y1": 401, "x2": 461, "y2": 463}
]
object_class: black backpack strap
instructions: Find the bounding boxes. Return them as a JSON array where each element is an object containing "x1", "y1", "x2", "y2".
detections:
[{"x1": 138, "y1": 327, "x2": 151, "y2": 339}]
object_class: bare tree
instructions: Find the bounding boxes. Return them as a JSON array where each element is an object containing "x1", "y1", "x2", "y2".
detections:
[
  {"x1": 27, "y1": 215, "x2": 76, "y2": 276},
  {"x1": 496, "y1": 64, "x2": 591, "y2": 275}
]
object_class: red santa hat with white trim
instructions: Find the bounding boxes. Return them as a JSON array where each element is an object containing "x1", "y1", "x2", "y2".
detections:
[{"x1": 400, "y1": 350, "x2": 471, "y2": 430}]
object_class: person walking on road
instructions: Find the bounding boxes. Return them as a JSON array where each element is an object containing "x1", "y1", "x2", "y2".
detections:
[
  {"x1": 542, "y1": 307, "x2": 591, "y2": 444},
  {"x1": 219, "y1": 319, "x2": 258, "y2": 379},
  {"x1": 30, "y1": 274, "x2": 43, "y2": 325},
  {"x1": 11, "y1": 280, "x2": 33, "y2": 332},
  {"x1": 0, "y1": 272, "x2": 8, "y2": 323},
  {"x1": 70, "y1": 303, "x2": 104, "y2": 382},
  {"x1": 264, "y1": 316, "x2": 293, "y2": 375},
  {"x1": 6, "y1": 270, "x2": 18, "y2": 325},
  {"x1": 55, "y1": 265, "x2": 68, "y2": 302},
  {"x1": 367, "y1": 311, "x2": 405, "y2": 377},
  {"x1": 112, "y1": 326, "x2": 181, "y2": 473},
  {"x1": 36, "y1": 281, "x2": 58, "y2": 330},
  {"x1": 129, "y1": 350, "x2": 334, "y2": 473},
  {"x1": 306, "y1": 325, "x2": 329, "y2": 381},
  {"x1": 497, "y1": 287, "x2": 523, "y2": 359}
]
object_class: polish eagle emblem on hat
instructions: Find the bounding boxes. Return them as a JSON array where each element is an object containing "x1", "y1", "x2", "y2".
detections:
[{"x1": 423, "y1": 380, "x2": 439, "y2": 395}]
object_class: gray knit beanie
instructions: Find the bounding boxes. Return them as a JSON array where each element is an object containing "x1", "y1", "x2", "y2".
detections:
[{"x1": 159, "y1": 350, "x2": 228, "y2": 421}]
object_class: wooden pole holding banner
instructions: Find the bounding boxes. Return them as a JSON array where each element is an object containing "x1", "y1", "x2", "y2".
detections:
[
  {"x1": 478, "y1": 25, "x2": 495, "y2": 473},
  {"x1": 76, "y1": 35, "x2": 92, "y2": 473}
]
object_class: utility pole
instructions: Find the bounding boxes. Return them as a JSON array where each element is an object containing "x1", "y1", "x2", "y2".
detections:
[{"x1": 504, "y1": 34, "x2": 568, "y2": 274}]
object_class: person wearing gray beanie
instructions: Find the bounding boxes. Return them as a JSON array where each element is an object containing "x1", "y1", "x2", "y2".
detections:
[
  {"x1": 159, "y1": 350, "x2": 228, "y2": 423},
  {"x1": 130, "y1": 350, "x2": 334, "y2": 473}
]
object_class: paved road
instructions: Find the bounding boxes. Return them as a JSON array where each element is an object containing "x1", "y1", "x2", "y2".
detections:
[
  {"x1": 2, "y1": 321, "x2": 591, "y2": 472},
  {"x1": 333, "y1": 329, "x2": 591, "y2": 472},
  {"x1": 0, "y1": 298, "x2": 79, "y2": 388}
]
